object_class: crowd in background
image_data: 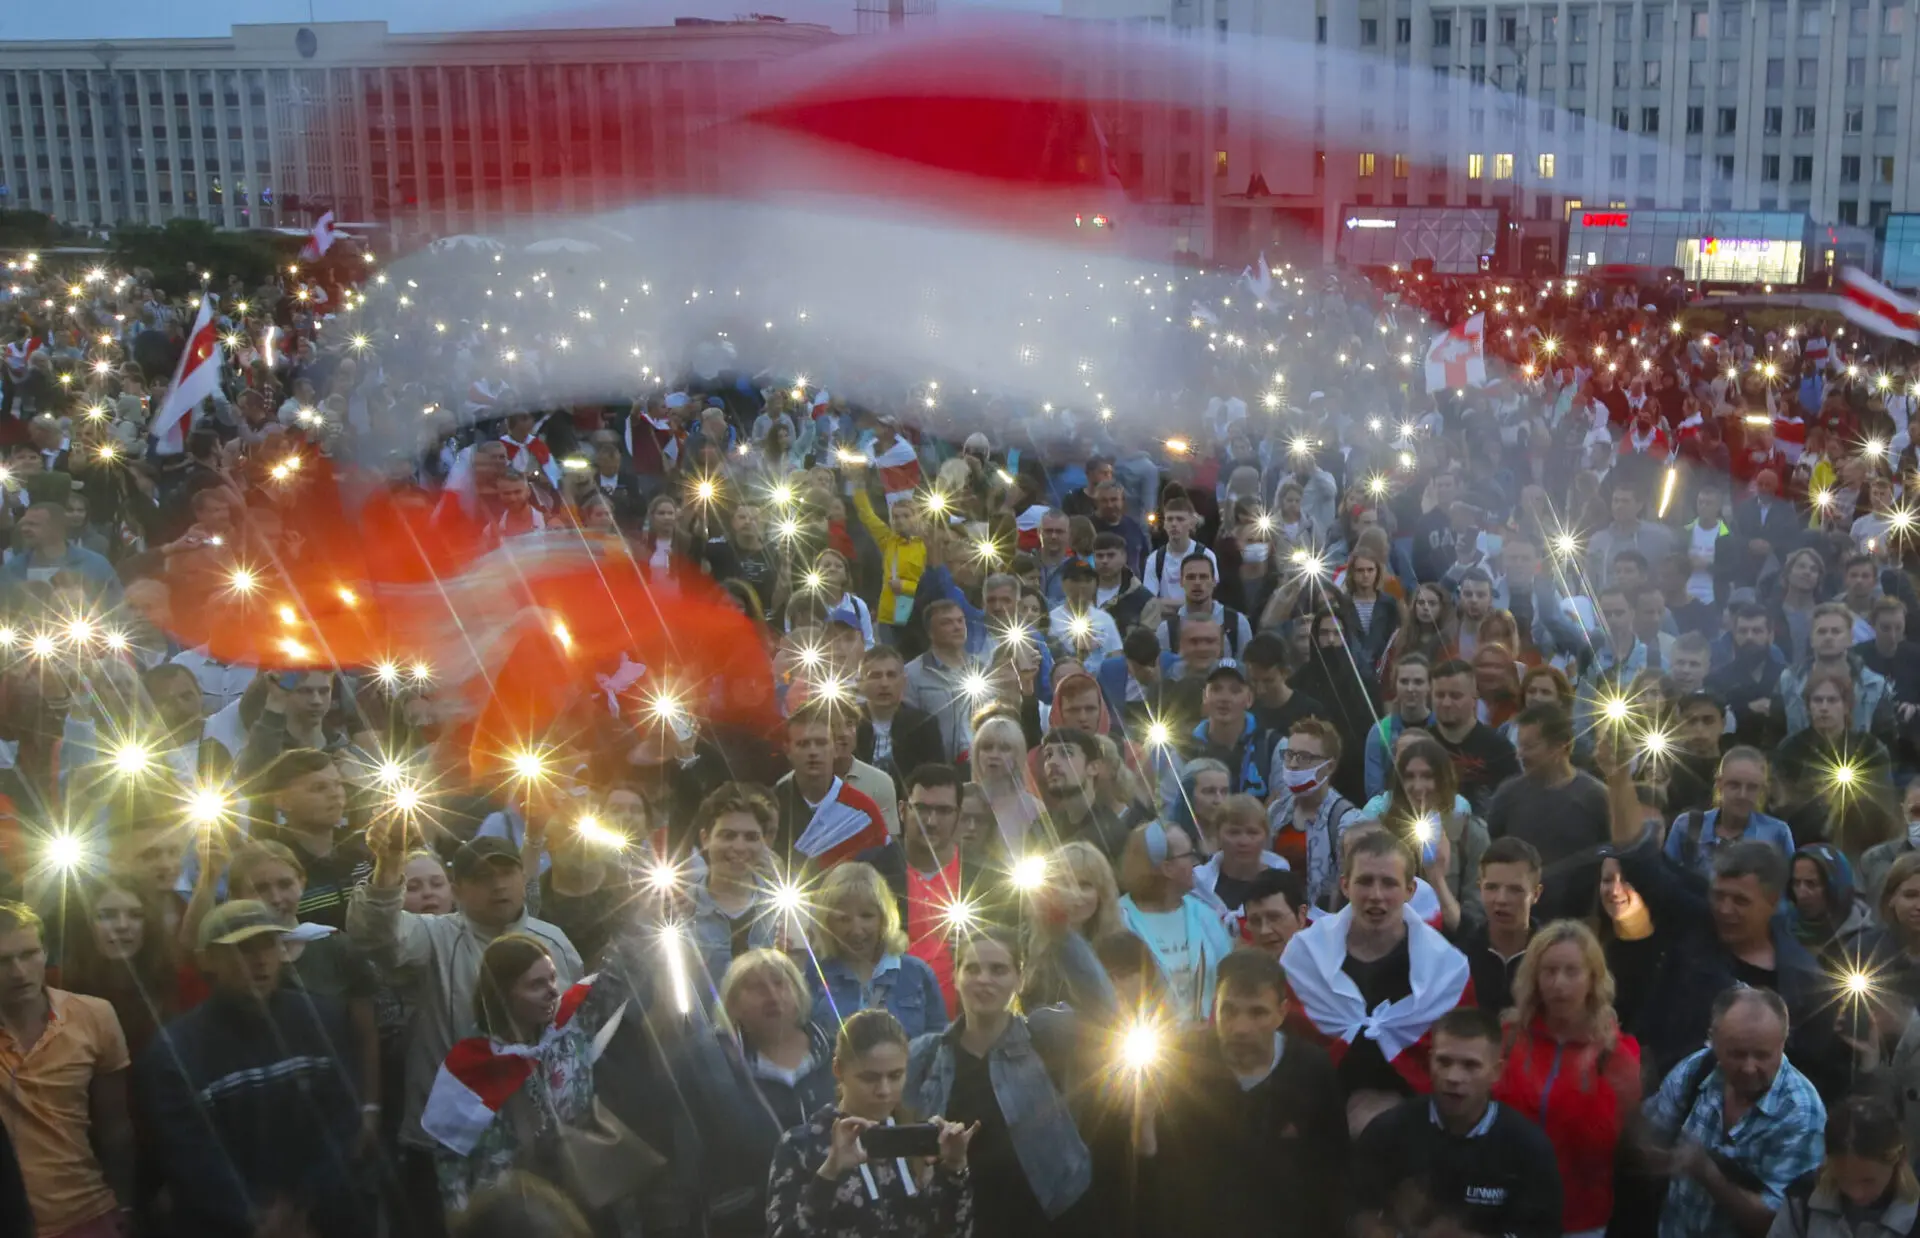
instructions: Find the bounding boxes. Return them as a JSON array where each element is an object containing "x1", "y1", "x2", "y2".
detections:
[{"x1": 0, "y1": 244, "x2": 1918, "y2": 1238}]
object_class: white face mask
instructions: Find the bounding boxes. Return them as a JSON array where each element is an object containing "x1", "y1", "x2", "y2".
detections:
[
  {"x1": 1282, "y1": 761, "x2": 1331, "y2": 795},
  {"x1": 1242, "y1": 541, "x2": 1270, "y2": 563},
  {"x1": 1907, "y1": 816, "x2": 1920, "y2": 849}
]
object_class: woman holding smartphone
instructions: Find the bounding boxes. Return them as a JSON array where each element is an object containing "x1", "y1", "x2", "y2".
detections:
[{"x1": 766, "y1": 1009, "x2": 977, "y2": 1238}]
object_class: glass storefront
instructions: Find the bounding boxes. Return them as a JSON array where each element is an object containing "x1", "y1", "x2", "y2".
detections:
[
  {"x1": 1334, "y1": 205, "x2": 1502, "y2": 274},
  {"x1": 1882, "y1": 215, "x2": 1920, "y2": 292},
  {"x1": 1563, "y1": 209, "x2": 1810, "y2": 284}
]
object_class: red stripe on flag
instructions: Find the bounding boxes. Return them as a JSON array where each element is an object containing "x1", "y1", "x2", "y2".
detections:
[{"x1": 1840, "y1": 282, "x2": 1920, "y2": 333}]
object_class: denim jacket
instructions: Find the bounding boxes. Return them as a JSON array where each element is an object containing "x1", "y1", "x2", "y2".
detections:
[
  {"x1": 686, "y1": 878, "x2": 778, "y2": 995},
  {"x1": 809, "y1": 952, "x2": 947, "y2": 1039},
  {"x1": 904, "y1": 933, "x2": 1113, "y2": 1219}
]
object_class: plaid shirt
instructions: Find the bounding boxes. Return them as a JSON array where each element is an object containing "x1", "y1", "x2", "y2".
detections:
[{"x1": 1645, "y1": 1047, "x2": 1826, "y2": 1238}]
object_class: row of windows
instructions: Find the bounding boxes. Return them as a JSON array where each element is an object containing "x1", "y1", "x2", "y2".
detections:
[
  {"x1": 1357, "y1": 1, "x2": 1905, "y2": 49},
  {"x1": 1349, "y1": 147, "x2": 1898, "y2": 184}
]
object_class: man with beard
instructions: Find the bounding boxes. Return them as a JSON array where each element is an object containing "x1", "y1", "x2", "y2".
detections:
[
  {"x1": 1037, "y1": 728, "x2": 1126, "y2": 858},
  {"x1": 1707, "y1": 602, "x2": 1790, "y2": 749}
]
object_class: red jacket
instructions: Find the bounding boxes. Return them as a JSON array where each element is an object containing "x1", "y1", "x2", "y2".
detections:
[{"x1": 1492, "y1": 1016, "x2": 1642, "y2": 1233}]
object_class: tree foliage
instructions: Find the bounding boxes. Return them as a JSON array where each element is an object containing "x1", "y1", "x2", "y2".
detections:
[{"x1": 107, "y1": 219, "x2": 289, "y2": 296}]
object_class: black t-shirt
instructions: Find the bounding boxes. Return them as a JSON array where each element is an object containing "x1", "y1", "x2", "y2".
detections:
[
  {"x1": 1339, "y1": 937, "x2": 1416, "y2": 1097},
  {"x1": 1435, "y1": 724, "x2": 1521, "y2": 816},
  {"x1": 1252, "y1": 688, "x2": 1328, "y2": 740},
  {"x1": 1211, "y1": 868, "x2": 1260, "y2": 912},
  {"x1": 944, "y1": 1041, "x2": 1050, "y2": 1237},
  {"x1": 1731, "y1": 957, "x2": 1779, "y2": 993},
  {"x1": 1604, "y1": 930, "x2": 1665, "y2": 1034}
]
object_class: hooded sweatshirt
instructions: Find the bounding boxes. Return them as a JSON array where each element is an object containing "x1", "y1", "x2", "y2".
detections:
[{"x1": 1789, "y1": 843, "x2": 1882, "y2": 968}]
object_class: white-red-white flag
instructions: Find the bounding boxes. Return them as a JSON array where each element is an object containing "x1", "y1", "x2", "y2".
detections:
[
  {"x1": 300, "y1": 211, "x2": 339, "y2": 261},
  {"x1": 152, "y1": 296, "x2": 222, "y2": 455},
  {"x1": 1837, "y1": 267, "x2": 1920, "y2": 344},
  {"x1": 1425, "y1": 312, "x2": 1487, "y2": 393}
]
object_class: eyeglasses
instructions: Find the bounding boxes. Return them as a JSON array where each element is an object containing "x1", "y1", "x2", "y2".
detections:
[
  {"x1": 1163, "y1": 849, "x2": 1197, "y2": 863},
  {"x1": 1282, "y1": 750, "x2": 1327, "y2": 768}
]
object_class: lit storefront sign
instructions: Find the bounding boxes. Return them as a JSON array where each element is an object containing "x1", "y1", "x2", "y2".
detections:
[
  {"x1": 1581, "y1": 212, "x2": 1631, "y2": 227},
  {"x1": 1683, "y1": 237, "x2": 1801, "y2": 282},
  {"x1": 1344, "y1": 216, "x2": 1398, "y2": 229}
]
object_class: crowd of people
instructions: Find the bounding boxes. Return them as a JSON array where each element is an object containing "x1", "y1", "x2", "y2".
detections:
[{"x1": 0, "y1": 239, "x2": 1919, "y2": 1238}]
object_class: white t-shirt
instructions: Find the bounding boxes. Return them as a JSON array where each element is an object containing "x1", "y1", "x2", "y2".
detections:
[
  {"x1": 1687, "y1": 521, "x2": 1720, "y2": 603},
  {"x1": 1129, "y1": 904, "x2": 1200, "y2": 1017}
]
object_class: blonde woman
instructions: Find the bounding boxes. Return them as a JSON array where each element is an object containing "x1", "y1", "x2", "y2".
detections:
[
  {"x1": 805, "y1": 862, "x2": 946, "y2": 1037},
  {"x1": 1020, "y1": 840, "x2": 1123, "y2": 1011},
  {"x1": 1493, "y1": 921, "x2": 1642, "y2": 1238},
  {"x1": 968, "y1": 712, "x2": 1043, "y2": 859}
]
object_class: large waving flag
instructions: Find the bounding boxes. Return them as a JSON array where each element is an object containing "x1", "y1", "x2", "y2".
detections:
[
  {"x1": 1425, "y1": 312, "x2": 1487, "y2": 393},
  {"x1": 300, "y1": 210, "x2": 340, "y2": 261},
  {"x1": 1837, "y1": 267, "x2": 1920, "y2": 344},
  {"x1": 152, "y1": 295, "x2": 222, "y2": 455}
]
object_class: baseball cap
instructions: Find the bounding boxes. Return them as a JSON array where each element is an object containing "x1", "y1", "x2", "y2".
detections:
[
  {"x1": 197, "y1": 899, "x2": 293, "y2": 950},
  {"x1": 451, "y1": 837, "x2": 523, "y2": 881},
  {"x1": 1206, "y1": 663, "x2": 1251, "y2": 688}
]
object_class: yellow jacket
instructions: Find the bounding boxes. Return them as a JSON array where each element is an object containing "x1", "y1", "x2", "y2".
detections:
[{"x1": 854, "y1": 489, "x2": 927, "y2": 627}]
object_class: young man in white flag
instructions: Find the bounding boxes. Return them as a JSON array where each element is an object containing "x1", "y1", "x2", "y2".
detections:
[
  {"x1": 151, "y1": 296, "x2": 223, "y2": 456},
  {"x1": 300, "y1": 211, "x2": 339, "y2": 261},
  {"x1": 1281, "y1": 826, "x2": 1473, "y2": 1135}
]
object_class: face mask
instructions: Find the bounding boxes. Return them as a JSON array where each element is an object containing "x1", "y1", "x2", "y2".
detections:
[
  {"x1": 1907, "y1": 817, "x2": 1920, "y2": 849},
  {"x1": 1282, "y1": 761, "x2": 1330, "y2": 795},
  {"x1": 1242, "y1": 541, "x2": 1270, "y2": 563}
]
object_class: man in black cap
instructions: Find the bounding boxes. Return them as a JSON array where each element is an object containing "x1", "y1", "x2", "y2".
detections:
[
  {"x1": 1160, "y1": 664, "x2": 1279, "y2": 812},
  {"x1": 139, "y1": 900, "x2": 370, "y2": 1238},
  {"x1": 348, "y1": 828, "x2": 581, "y2": 1229}
]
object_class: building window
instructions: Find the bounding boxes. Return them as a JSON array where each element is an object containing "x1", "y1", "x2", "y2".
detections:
[
  {"x1": 1689, "y1": 59, "x2": 1707, "y2": 87},
  {"x1": 1685, "y1": 154, "x2": 1704, "y2": 181},
  {"x1": 1845, "y1": 107, "x2": 1864, "y2": 134},
  {"x1": 1572, "y1": 10, "x2": 1590, "y2": 40},
  {"x1": 1569, "y1": 63, "x2": 1587, "y2": 89},
  {"x1": 1468, "y1": 152, "x2": 1485, "y2": 178},
  {"x1": 1215, "y1": 150, "x2": 1228, "y2": 177},
  {"x1": 1841, "y1": 154, "x2": 1861, "y2": 182},
  {"x1": 1692, "y1": 6, "x2": 1711, "y2": 36},
  {"x1": 1718, "y1": 107, "x2": 1738, "y2": 134},
  {"x1": 1570, "y1": 153, "x2": 1586, "y2": 177},
  {"x1": 1839, "y1": 200, "x2": 1859, "y2": 224},
  {"x1": 1471, "y1": 15, "x2": 1487, "y2": 43},
  {"x1": 1644, "y1": 59, "x2": 1663, "y2": 87},
  {"x1": 1542, "y1": 12, "x2": 1559, "y2": 40},
  {"x1": 1471, "y1": 108, "x2": 1486, "y2": 133},
  {"x1": 1316, "y1": 14, "x2": 1326, "y2": 42},
  {"x1": 1766, "y1": 58, "x2": 1785, "y2": 88},
  {"x1": 1537, "y1": 152, "x2": 1556, "y2": 178},
  {"x1": 1613, "y1": 106, "x2": 1631, "y2": 130},
  {"x1": 1791, "y1": 154, "x2": 1813, "y2": 181},
  {"x1": 1718, "y1": 60, "x2": 1739, "y2": 88},
  {"x1": 1872, "y1": 201, "x2": 1893, "y2": 227},
  {"x1": 1878, "y1": 105, "x2": 1899, "y2": 134},
  {"x1": 1392, "y1": 152, "x2": 1411, "y2": 178},
  {"x1": 1494, "y1": 152, "x2": 1514, "y2": 178},
  {"x1": 1846, "y1": 58, "x2": 1865, "y2": 86},
  {"x1": 1542, "y1": 108, "x2": 1557, "y2": 131},
  {"x1": 1434, "y1": 16, "x2": 1453, "y2": 45},
  {"x1": 1610, "y1": 153, "x2": 1629, "y2": 178},
  {"x1": 1615, "y1": 7, "x2": 1633, "y2": 41},
  {"x1": 1798, "y1": 58, "x2": 1820, "y2": 88},
  {"x1": 1795, "y1": 106, "x2": 1816, "y2": 133},
  {"x1": 1570, "y1": 106, "x2": 1587, "y2": 131},
  {"x1": 1887, "y1": 1, "x2": 1907, "y2": 33},
  {"x1": 1687, "y1": 105, "x2": 1704, "y2": 134},
  {"x1": 1472, "y1": 65, "x2": 1488, "y2": 85},
  {"x1": 1642, "y1": 106, "x2": 1660, "y2": 133},
  {"x1": 1764, "y1": 105, "x2": 1783, "y2": 134},
  {"x1": 1715, "y1": 154, "x2": 1735, "y2": 180},
  {"x1": 1614, "y1": 61, "x2": 1632, "y2": 88},
  {"x1": 1360, "y1": 18, "x2": 1378, "y2": 44},
  {"x1": 1358, "y1": 151, "x2": 1375, "y2": 176},
  {"x1": 1880, "y1": 57, "x2": 1902, "y2": 85},
  {"x1": 1499, "y1": 15, "x2": 1517, "y2": 41},
  {"x1": 1801, "y1": 4, "x2": 1822, "y2": 36},
  {"x1": 1396, "y1": 17, "x2": 1412, "y2": 42},
  {"x1": 1879, "y1": 155, "x2": 1896, "y2": 184},
  {"x1": 1762, "y1": 153, "x2": 1781, "y2": 180},
  {"x1": 1639, "y1": 153, "x2": 1658, "y2": 180}
]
